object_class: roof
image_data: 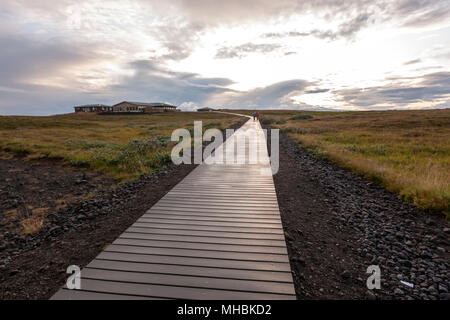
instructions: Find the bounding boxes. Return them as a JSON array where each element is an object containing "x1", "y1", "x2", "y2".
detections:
[
  {"x1": 113, "y1": 101, "x2": 177, "y2": 108},
  {"x1": 74, "y1": 104, "x2": 110, "y2": 108}
]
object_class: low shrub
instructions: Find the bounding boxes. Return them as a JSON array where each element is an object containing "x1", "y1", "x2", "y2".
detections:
[{"x1": 290, "y1": 114, "x2": 313, "y2": 120}]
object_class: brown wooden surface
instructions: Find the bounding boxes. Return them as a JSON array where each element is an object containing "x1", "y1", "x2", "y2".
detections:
[{"x1": 51, "y1": 119, "x2": 296, "y2": 300}]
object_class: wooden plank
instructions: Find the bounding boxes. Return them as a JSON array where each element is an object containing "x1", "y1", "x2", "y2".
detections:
[
  {"x1": 51, "y1": 289, "x2": 157, "y2": 300},
  {"x1": 97, "y1": 252, "x2": 292, "y2": 272},
  {"x1": 135, "y1": 218, "x2": 282, "y2": 228},
  {"x1": 64, "y1": 279, "x2": 295, "y2": 300},
  {"x1": 112, "y1": 238, "x2": 288, "y2": 254},
  {"x1": 87, "y1": 259, "x2": 293, "y2": 283},
  {"x1": 140, "y1": 214, "x2": 281, "y2": 224},
  {"x1": 105, "y1": 244, "x2": 289, "y2": 263},
  {"x1": 121, "y1": 231, "x2": 287, "y2": 246},
  {"x1": 154, "y1": 201, "x2": 280, "y2": 209},
  {"x1": 160, "y1": 197, "x2": 279, "y2": 204},
  {"x1": 165, "y1": 190, "x2": 276, "y2": 195},
  {"x1": 126, "y1": 227, "x2": 285, "y2": 240},
  {"x1": 164, "y1": 190, "x2": 277, "y2": 195},
  {"x1": 81, "y1": 268, "x2": 295, "y2": 295},
  {"x1": 148, "y1": 206, "x2": 280, "y2": 214},
  {"x1": 133, "y1": 220, "x2": 283, "y2": 234},
  {"x1": 143, "y1": 210, "x2": 280, "y2": 218}
]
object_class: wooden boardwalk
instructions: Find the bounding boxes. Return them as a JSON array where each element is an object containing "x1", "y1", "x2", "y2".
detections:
[{"x1": 52, "y1": 118, "x2": 295, "y2": 300}]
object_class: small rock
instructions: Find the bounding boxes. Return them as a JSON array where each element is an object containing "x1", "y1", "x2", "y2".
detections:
[
  {"x1": 48, "y1": 226, "x2": 61, "y2": 234},
  {"x1": 436, "y1": 247, "x2": 445, "y2": 253},
  {"x1": 9, "y1": 269, "x2": 19, "y2": 276},
  {"x1": 293, "y1": 256, "x2": 306, "y2": 265},
  {"x1": 438, "y1": 284, "x2": 448, "y2": 293},
  {"x1": 395, "y1": 232, "x2": 403, "y2": 239},
  {"x1": 394, "y1": 288, "x2": 405, "y2": 296},
  {"x1": 366, "y1": 290, "x2": 376, "y2": 300},
  {"x1": 440, "y1": 293, "x2": 450, "y2": 300},
  {"x1": 400, "y1": 260, "x2": 412, "y2": 268},
  {"x1": 421, "y1": 251, "x2": 433, "y2": 259},
  {"x1": 341, "y1": 270, "x2": 351, "y2": 279},
  {"x1": 428, "y1": 286, "x2": 438, "y2": 295}
]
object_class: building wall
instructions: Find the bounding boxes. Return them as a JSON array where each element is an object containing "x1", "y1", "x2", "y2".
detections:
[
  {"x1": 143, "y1": 106, "x2": 166, "y2": 113},
  {"x1": 113, "y1": 103, "x2": 177, "y2": 113},
  {"x1": 74, "y1": 106, "x2": 112, "y2": 113},
  {"x1": 76, "y1": 102, "x2": 177, "y2": 113},
  {"x1": 113, "y1": 102, "x2": 142, "y2": 112}
]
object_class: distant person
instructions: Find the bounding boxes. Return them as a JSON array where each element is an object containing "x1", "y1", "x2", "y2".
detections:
[
  {"x1": 255, "y1": 112, "x2": 259, "y2": 121},
  {"x1": 252, "y1": 112, "x2": 256, "y2": 121}
]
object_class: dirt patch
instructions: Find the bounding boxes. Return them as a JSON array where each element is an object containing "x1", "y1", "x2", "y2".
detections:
[
  {"x1": 0, "y1": 155, "x2": 116, "y2": 240},
  {"x1": 269, "y1": 129, "x2": 449, "y2": 300},
  {"x1": 0, "y1": 163, "x2": 194, "y2": 299},
  {"x1": 0, "y1": 156, "x2": 113, "y2": 236}
]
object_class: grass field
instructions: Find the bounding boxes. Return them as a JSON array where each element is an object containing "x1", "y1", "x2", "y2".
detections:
[
  {"x1": 1, "y1": 109, "x2": 448, "y2": 217},
  {"x1": 0, "y1": 112, "x2": 242, "y2": 180},
  {"x1": 236, "y1": 109, "x2": 449, "y2": 218}
]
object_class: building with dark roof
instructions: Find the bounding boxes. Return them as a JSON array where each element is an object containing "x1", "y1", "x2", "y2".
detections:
[
  {"x1": 74, "y1": 104, "x2": 112, "y2": 113},
  {"x1": 74, "y1": 101, "x2": 178, "y2": 113},
  {"x1": 112, "y1": 101, "x2": 177, "y2": 113}
]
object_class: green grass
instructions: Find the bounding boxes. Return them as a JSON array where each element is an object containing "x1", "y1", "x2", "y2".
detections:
[{"x1": 0, "y1": 112, "x2": 243, "y2": 180}]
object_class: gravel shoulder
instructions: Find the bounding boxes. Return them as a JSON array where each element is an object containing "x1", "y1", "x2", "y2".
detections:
[{"x1": 271, "y1": 129, "x2": 449, "y2": 300}]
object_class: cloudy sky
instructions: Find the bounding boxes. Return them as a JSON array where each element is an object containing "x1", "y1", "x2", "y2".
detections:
[{"x1": 1, "y1": 0, "x2": 450, "y2": 115}]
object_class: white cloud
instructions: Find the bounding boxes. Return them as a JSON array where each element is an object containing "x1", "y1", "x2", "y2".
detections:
[{"x1": 179, "y1": 102, "x2": 199, "y2": 111}]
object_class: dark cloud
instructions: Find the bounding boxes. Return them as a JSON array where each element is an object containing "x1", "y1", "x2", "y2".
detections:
[
  {"x1": 0, "y1": 82, "x2": 109, "y2": 116},
  {"x1": 334, "y1": 72, "x2": 450, "y2": 108},
  {"x1": 0, "y1": 35, "x2": 99, "y2": 82},
  {"x1": 262, "y1": 12, "x2": 371, "y2": 41},
  {"x1": 215, "y1": 79, "x2": 311, "y2": 109},
  {"x1": 263, "y1": 31, "x2": 309, "y2": 38},
  {"x1": 0, "y1": 33, "x2": 110, "y2": 115},
  {"x1": 215, "y1": 43, "x2": 282, "y2": 59},
  {"x1": 166, "y1": 0, "x2": 300, "y2": 25},
  {"x1": 181, "y1": 0, "x2": 450, "y2": 28},
  {"x1": 393, "y1": 0, "x2": 450, "y2": 27},
  {"x1": 150, "y1": 22, "x2": 205, "y2": 61},
  {"x1": 335, "y1": 13, "x2": 370, "y2": 38},
  {"x1": 107, "y1": 59, "x2": 236, "y2": 106},
  {"x1": 403, "y1": 58, "x2": 422, "y2": 65},
  {"x1": 304, "y1": 88, "x2": 330, "y2": 94}
]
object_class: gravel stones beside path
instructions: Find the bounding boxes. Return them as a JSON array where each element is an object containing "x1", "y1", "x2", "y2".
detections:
[{"x1": 271, "y1": 129, "x2": 449, "y2": 300}]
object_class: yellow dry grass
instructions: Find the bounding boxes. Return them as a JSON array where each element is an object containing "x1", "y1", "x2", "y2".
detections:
[
  {"x1": 0, "y1": 112, "x2": 242, "y2": 181},
  {"x1": 232, "y1": 109, "x2": 450, "y2": 217},
  {"x1": 19, "y1": 207, "x2": 49, "y2": 234},
  {"x1": 20, "y1": 217, "x2": 44, "y2": 235}
]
